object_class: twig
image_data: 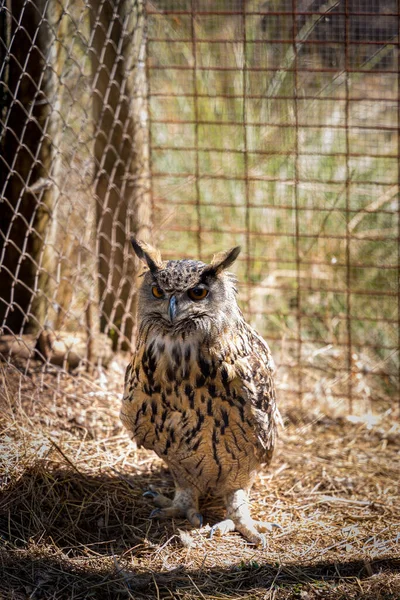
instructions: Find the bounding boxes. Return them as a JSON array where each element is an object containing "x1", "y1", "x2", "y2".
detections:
[
  {"x1": 348, "y1": 185, "x2": 398, "y2": 232},
  {"x1": 48, "y1": 437, "x2": 86, "y2": 476},
  {"x1": 187, "y1": 575, "x2": 207, "y2": 600},
  {"x1": 110, "y1": 466, "x2": 137, "y2": 489},
  {"x1": 265, "y1": 0, "x2": 340, "y2": 100}
]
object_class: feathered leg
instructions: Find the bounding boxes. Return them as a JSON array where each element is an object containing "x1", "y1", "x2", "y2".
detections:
[
  {"x1": 210, "y1": 489, "x2": 280, "y2": 546},
  {"x1": 144, "y1": 486, "x2": 203, "y2": 527}
]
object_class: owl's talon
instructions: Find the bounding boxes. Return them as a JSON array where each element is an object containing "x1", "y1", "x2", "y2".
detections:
[
  {"x1": 209, "y1": 518, "x2": 236, "y2": 540},
  {"x1": 233, "y1": 519, "x2": 280, "y2": 546},
  {"x1": 149, "y1": 508, "x2": 162, "y2": 518},
  {"x1": 185, "y1": 508, "x2": 203, "y2": 528},
  {"x1": 144, "y1": 490, "x2": 173, "y2": 508},
  {"x1": 143, "y1": 490, "x2": 158, "y2": 499},
  {"x1": 255, "y1": 520, "x2": 282, "y2": 533},
  {"x1": 260, "y1": 534, "x2": 268, "y2": 550}
]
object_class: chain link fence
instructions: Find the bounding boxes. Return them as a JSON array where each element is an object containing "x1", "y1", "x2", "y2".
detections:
[
  {"x1": 1, "y1": 0, "x2": 399, "y2": 414},
  {"x1": 1, "y1": 0, "x2": 151, "y2": 361}
]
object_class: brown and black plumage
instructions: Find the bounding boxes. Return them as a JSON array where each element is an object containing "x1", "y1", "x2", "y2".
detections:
[{"x1": 121, "y1": 239, "x2": 281, "y2": 545}]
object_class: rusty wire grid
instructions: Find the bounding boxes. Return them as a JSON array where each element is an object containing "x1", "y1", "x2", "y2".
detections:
[
  {"x1": 147, "y1": 0, "x2": 400, "y2": 414},
  {"x1": 0, "y1": 0, "x2": 399, "y2": 415}
]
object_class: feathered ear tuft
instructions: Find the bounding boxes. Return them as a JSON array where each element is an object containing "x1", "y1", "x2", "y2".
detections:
[
  {"x1": 131, "y1": 238, "x2": 163, "y2": 273},
  {"x1": 203, "y1": 246, "x2": 241, "y2": 276}
]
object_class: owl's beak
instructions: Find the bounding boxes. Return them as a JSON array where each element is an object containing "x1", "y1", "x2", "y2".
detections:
[{"x1": 168, "y1": 295, "x2": 177, "y2": 322}]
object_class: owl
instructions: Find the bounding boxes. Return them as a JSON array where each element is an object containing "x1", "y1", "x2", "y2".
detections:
[{"x1": 121, "y1": 239, "x2": 281, "y2": 545}]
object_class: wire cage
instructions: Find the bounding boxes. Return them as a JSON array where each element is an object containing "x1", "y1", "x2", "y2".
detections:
[{"x1": 0, "y1": 0, "x2": 399, "y2": 415}]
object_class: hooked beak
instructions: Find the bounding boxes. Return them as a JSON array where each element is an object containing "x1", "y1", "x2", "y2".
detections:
[{"x1": 168, "y1": 295, "x2": 177, "y2": 322}]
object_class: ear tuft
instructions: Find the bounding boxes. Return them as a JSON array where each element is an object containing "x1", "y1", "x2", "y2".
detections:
[
  {"x1": 131, "y1": 238, "x2": 163, "y2": 273},
  {"x1": 206, "y1": 246, "x2": 241, "y2": 275}
]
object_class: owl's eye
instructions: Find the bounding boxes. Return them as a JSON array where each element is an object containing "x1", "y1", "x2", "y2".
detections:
[
  {"x1": 188, "y1": 287, "x2": 209, "y2": 301},
  {"x1": 151, "y1": 285, "x2": 164, "y2": 299}
]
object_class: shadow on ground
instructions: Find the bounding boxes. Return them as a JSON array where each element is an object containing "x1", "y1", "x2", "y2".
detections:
[
  {"x1": 1, "y1": 467, "x2": 399, "y2": 599},
  {"x1": 0, "y1": 465, "x2": 181, "y2": 555},
  {"x1": 1, "y1": 548, "x2": 398, "y2": 599}
]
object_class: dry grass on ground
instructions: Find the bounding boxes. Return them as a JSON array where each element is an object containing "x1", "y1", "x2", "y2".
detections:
[{"x1": 0, "y1": 359, "x2": 399, "y2": 599}]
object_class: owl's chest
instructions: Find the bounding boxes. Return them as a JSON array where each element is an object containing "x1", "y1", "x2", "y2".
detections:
[
  {"x1": 126, "y1": 382, "x2": 258, "y2": 489},
  {"x1": 122, "y1": 338, "x2": 260, "y2": 491},
  {"x1": 122, "y1": 334, "x2": 263, "y2": 487}
]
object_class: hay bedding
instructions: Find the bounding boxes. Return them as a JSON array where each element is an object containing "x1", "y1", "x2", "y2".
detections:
[{"x1": 0, "y1": 360, "x2": 399, "y2": 599}]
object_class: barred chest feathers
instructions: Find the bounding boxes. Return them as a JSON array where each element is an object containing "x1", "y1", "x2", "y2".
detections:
[{"x1": 122, "y1": 329, "x2": 265, "y2": 493}]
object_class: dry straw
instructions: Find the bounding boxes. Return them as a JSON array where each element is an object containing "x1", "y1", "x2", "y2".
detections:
[{"x1": 1, "y1": 362, "x2": 399, "y2": 599}]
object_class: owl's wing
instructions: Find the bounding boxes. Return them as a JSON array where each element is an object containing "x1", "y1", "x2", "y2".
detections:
[
  {"x1": 120, "y1": 356, "x2": 143, "y2": 431},
  {"x1": 241, "y1": 325, "x2": 281, "y2": 463}
]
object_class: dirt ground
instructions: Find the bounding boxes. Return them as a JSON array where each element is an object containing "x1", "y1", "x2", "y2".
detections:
[{"x1": 0, "y1": 358, "x2": 399, "y2": 599}]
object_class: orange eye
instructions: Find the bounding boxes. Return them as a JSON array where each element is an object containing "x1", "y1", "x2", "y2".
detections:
[
  {"x1": 151, "y1": 285, "x2": 164, "y2": 299},
  {"x1": 188, "y1": 287, "x2": 209, "y2": 301}
]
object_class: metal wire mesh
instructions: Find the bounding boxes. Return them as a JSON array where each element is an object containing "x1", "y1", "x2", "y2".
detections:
[
  {"x1": 0, "y1": 0, "x2": 399, "y2": 413},
  {"x1": 1, "y1": 0, "x2": 151, "y2": 366},
  {"x1": 147, "y1": 0, "x2": 400, "y2": 412}
]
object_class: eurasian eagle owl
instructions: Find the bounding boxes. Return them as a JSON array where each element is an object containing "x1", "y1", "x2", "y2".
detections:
[{"x1": 121, "y1": 239, "x2": 280, "y2": 545}]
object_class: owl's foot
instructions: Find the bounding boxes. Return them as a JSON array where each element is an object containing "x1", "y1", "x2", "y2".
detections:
[
  {"x1": 150, "y1": 506, "x2": 203, "y2": 527},
  {"x1": 143, "y1": 487, "x2": 202, "y2": 528},
  {"x1": 210, "y1": 517, "x2": 280, "y2": 546},
  {"x1": 210, "y1": 489, "x2": 281, "y2": 547},
  {"x1": 209, "y1": 518, "x2": 236, "y2": 537},
  {"x1": 143, "y1": 489, "x2": 172, "y2": 508}
]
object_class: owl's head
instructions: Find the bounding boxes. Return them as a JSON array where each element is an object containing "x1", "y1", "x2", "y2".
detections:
[{"x1": 131, "y1": 238, "x2": 242, "y2": 340}]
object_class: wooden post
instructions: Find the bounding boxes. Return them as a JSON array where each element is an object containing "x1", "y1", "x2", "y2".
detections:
[
  {"x1": 0, "y1": 0, "x2": 65, "y2": 335},
  {"x1": 89, "y1": 0, "x2": 152, "y2": 351}
]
